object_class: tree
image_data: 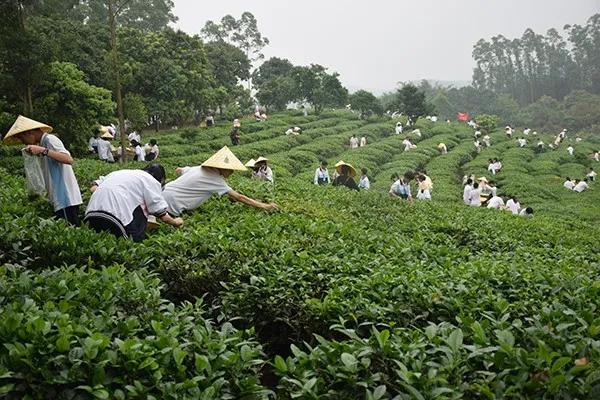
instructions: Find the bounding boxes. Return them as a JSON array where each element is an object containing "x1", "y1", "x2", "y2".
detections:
[
  {"x1": 69, "y1": 0, "x2": 177, "y2": 31},
  {"x1": 387, "y1": 84, "x2": 433, "y2": 119},
  {"x1": 34, "y1": 61, "x2": 114, "y2": 152},
  {"x1": 256, "y1": 76, "x2": 296, "y2": 111},
  {"x1": 202, "y1": 12, "x2": 268, "y2": 62},
  {"x1": 292, "y1": 64, "x2": 348, "y2": 113},
  {"x1": 348, "y1": 90, "x2": 382, "y2": 118},
  {"x1": 474, "y1": 114, "x2": 500, "y2": 134},
  {"x1": 252, "y1": 57, "x2": 294, "y2": 86}
]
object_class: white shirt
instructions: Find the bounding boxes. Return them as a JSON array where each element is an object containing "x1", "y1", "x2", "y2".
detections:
[
  {"x1": 403, "y1": 139, "x2": 412, "y2": 151},
  {"x1": 506, "y1": 199, "x2": 520, "y2": 215},
  {"x1": 360, "y1": 137, "x2": 367, "y2": 147},
  {"x1": 395, "y1": 124, "x2": 403, "y2": 134},
  {"x1": 350, "y1": 137, "x2": 359, "y2": 148},
  {"x1": 523, "y1": 128, "x2": 531, "y2": 135},
  {"x1": 134, "y1": 145, "x2": 145, "y2": 161},
  {"x1": 358, "y1": 175, "x2": 370, "y2": 189},
  {"x1": 519, "y1": 209, "x2": 533, "y2": 217},
  {"x1": 487, "y1": 196, "x2": 505, "y2": 209},
  {"x1": 86, "y1": 169, "x2": 167, "y2": 225},
  {"x1": 573, "y1": 181, "x2": 588, "y2": 192},
  {"x1": 163, "y1": 167, "x2": 232, "y2": 216},
  {"x1": 587, "y1": 171, "x2": 597, "y2": 180},
  {"x1": 128, "y1": 131, "x2": 140, "y2": 143},
  {"x1": 39, "y1": 133, "x2": 83, "y2": 211},
  {"x1": 97, "y1": 139, "x2": 113, "y2": 161},
  {"x1": 594, "y1": 153, "x2": 599, "y2": 161},
  {"x1": 88, "y1": 136, "x2": 99, "y2": 151},
  {"x1": 254, "y1": 166, "x2": 273, "y2": 182},
  {"x1": 463, "y1": 184, "x2": 473, "y2": 205},
  {"x1": 567, "y1": 146, "x2": 574, "y2": 155},
  {"x1": 285, "y1": 129, "x2": 293, "y2": 135},
  {"x1": 469, "y1": 188, "x2": 482, "y2": 206},
  {"x1": 314, "y1": 167, "x2": 330, "y2": 184},
  {"x1": 564, "y1": 180, "x2": 575, "y2": 190},
  {"x1": 431, "y1": 116, "x2": 438, "y2": 122}
]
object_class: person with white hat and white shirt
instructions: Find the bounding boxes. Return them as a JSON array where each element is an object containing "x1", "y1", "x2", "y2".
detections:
[
  {"x1": 163, "y1": 147, "x2": 277, "y2": 217},
  {"x1": 253, "y1": 156, "x2": 273, "y2": 183},
  {"x1": 3, "y1": 115, "x2": 83, "y2": 225}
]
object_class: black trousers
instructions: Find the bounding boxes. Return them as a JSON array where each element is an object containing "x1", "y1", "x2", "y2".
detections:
[
  {"x1": 55, "y1": 205, "x2": 80, "y2": 226},
  {"x1": 84, "y1": 206, "x2": 148, "y2": 242}
]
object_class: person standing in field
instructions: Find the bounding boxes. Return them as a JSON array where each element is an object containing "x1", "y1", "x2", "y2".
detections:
[
  {"x1": 97, "y1": 131, "x2": 115, "y2": 162},
  {"x1": 463, "y1": 178, "x2": 473, "y2": 205},
  {"x1": 389, "y1": 173, "x2": 412, "y2": 201},
  {"x1": 438, "y1": 143, "x2": 447, "y2": 154},
  {"x1": 349, "y1": 135, "x2": 359, "y2": 149},
  {"x1": 360, "y1": 136, "x2": 367, "y2": 147},
  {"x1": 358, "y1": 167, "x2": 370, "y2": 189},
  {"x1": 587, "y1": 167, "x2": 596, "y2": 182},
  {"x1": 314, "y1": 160, "x2": 331, "y2": 185},
  {"x1": 468, "y1": 182, "x2": 482, "y2": 207},
  {"x1": 3, "y1": 115, "x2": 83, "y2": 225},
  {"x1": 163, "y1": 146, "x2": 278, "y2": 217},
  {"x1": 253, "y1": 157, "x2": 273, "y2": 183}
]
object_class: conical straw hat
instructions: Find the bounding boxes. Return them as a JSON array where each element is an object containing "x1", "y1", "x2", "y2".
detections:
[
  {"x1": 335, "y1": 161, "x2": 357, "y2": 177},
  {"x1": 101, "y1": 131, "x2": 114, "y2": 139},
  {"x1": 201, "y1": 146, "x2": 247, "y2": 171},
  {"x1": 478, "y1": 176, "x2": 489, "y2": 183},
  {"x1": 3, "y1": 115, "x2": 53, "y2": 144},
  {"x1": 245, "y1": 158, "x2": 256, "y2": 168},
  {"x1": 255, "y1": 156, "x2": 269, "y2": 164}
]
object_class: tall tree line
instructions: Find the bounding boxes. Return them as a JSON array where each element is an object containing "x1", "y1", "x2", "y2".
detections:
[{"x1": 472, "y1": 13, "x2": 600, "y2": 104}]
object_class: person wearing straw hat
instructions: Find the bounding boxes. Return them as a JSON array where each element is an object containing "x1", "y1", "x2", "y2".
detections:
[
  {"x1": 253, "y1": 156, "x2": 273, "y2": 183},
  {"x1": 85, "y1": 164, "x2": 183, "y2": 242},
  {"x1": 98, "y1": 131, "x2": 115, "y2": 162},
  {"x1": 3, "y1": 115, "x2": 83, "y2": 225},
  {"x1": 163, "y1": 146, "x2": 278, "y2": 216},
  {"x1": 332, "y1": 161, "x2": 359, "y2": 191}
]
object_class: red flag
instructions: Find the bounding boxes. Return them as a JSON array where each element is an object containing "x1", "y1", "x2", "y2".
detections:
[{"x1": 457, "y1": 112, "x2": 469, "y2": 122}]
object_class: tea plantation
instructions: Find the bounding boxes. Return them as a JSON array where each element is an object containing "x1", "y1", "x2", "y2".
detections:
[{"x1": 1, "y1": 110, "x2": 599, "y2": 399}]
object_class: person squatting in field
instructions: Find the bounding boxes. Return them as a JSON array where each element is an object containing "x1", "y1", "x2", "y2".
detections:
[{"x1": 85, "y1": 164, "x2": 183, "y2": 242}]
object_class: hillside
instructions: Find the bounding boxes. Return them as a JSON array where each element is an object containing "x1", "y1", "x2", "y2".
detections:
[{"x1": 1, "y1": 111, "x2": 599, "y2": 398}]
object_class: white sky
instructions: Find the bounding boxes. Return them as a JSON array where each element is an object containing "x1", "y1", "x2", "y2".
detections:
[{"x1": 172, "y1": 0, "x2": 600, "y2": 94}]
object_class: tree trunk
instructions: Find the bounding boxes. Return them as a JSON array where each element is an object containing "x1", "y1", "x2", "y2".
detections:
[{"x1": 108, "y1": 0, "x2": 127, "y2": 163}]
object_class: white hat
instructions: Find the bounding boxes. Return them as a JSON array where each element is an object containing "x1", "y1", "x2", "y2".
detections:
[
  {"x1": 201, "y1": 146, "x2": 247, "y2": 171},
  {"x1": 478, "y1": 176, "x2": 489, "y2": 183},
  {"x1": 3, "y1": 115, "x2": 53, "y2": 144},
  {"x1": 255, "y1": 156, "x2": 269, "y2": 164},
  {"x1": 100, "y1": 131, "x2": 114, "y2": 139},
  {"x1": 245, "y1": 158, "x2": 256, "y2": 168}
]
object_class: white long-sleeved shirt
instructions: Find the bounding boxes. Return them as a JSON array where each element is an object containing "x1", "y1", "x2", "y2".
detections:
[
  {"x1": 463, "y1": 184, "x2": 473, "y2": 205},
  {"x1": 314, "y1": 167, "x2": 330, "y2": 185},
  {"x1": 506, "y1": 199, "x2": 520, "y2": 215},
  {"x1": 358, "y1": 176, "x2": 370, "y2": 189}
]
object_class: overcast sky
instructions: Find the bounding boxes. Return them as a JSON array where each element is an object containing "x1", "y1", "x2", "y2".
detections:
[{"x1": 172, "y1": 0, "x2": 600, "y2": 94}]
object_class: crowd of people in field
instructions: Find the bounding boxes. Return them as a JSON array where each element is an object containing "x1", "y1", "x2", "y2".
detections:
[{"x1": 4, "y1": 111, "x2": 597, "y2": 242}]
